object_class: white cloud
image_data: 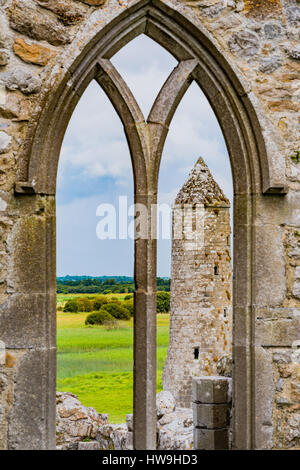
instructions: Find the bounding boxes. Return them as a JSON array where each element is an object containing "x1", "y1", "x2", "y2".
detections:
[{"x1": 58, "y1": 81, "x2": 132, "y2": 187}]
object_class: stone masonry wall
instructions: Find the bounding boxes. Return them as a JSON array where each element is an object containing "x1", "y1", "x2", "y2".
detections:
[
  {"x1": 0, "y1": 0, "x2": 299, "y2": 449},
  {"x1": 163, "y1": 158, "x2": 232, "y2": 408}
]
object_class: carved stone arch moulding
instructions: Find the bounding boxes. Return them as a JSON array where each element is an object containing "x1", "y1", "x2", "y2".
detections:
[{"x1": 15, "y1": 0, "x2": 287, "y2": 196}]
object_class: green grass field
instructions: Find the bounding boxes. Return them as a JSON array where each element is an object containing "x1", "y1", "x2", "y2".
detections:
[{"x1": 57, "y1": 295, "x2": 170, "y2": 423}]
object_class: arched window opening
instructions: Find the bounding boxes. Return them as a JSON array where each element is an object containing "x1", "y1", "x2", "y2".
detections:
[{"x1": 56, "y1": 80, "x2": 134, "y2": 428}]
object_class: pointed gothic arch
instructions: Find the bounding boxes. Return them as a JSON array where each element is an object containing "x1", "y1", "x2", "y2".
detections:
[{"x1": 9, "y1": 0, "x2": 288, "y2": 450}]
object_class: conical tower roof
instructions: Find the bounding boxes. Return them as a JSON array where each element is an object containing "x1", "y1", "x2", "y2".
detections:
[{"x1": 175, "y1": 157, "x2": 230, "y2": 207}]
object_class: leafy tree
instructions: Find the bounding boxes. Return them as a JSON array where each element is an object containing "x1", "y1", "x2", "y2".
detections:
[
  {"x1": 63, "y1": 300, "x2": 79, "y2": 313},
  {"x1": 85, "y1": 310, "x2": 114, "y2": 325},
  {"x1": 76, "y1": 297, "x2": 93, "y2": 312},
  {"x1": 93, "y1": 296, "x2": 108, "y2": 310},
  {"x1": 102, "y1": 303, "x2": 131, "y2": 320},
  {"x1": 157, "y1": 291, "x2": 170, "y2": 313},
  {"x1": 108, "y1": 299, "x2": 121, "y2": 305},
  {"x1": 123, "y1": 299, "x2": 134, "y2": 316}
]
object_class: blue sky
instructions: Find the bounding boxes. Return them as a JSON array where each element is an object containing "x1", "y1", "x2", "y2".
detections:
[{"x1": 56, "y1": 35, "x2": 232, "y2": 277}]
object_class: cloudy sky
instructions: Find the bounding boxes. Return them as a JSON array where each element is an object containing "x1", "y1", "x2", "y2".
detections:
[{"x1": 56, "y1": 35, "x2": 232, "y2": 277}]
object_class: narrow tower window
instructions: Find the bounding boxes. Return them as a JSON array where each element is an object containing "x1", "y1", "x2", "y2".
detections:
[{"x1": 194, "y1": 347, "x2": 199, "y2": 360}]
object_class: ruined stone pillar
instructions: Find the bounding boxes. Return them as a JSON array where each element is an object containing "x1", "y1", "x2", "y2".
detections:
[{"x1": 192, "y1": 376, "x2": 232, "y2": 450}]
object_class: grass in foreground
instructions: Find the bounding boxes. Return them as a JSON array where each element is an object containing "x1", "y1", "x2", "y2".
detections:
[{"x1": 57, "y1": 310, "x2": 169, "y2": 423}]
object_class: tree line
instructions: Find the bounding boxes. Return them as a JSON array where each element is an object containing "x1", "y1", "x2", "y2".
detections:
[{"x1": 57, "y1": 276, "x2": 170, "y2": 294}]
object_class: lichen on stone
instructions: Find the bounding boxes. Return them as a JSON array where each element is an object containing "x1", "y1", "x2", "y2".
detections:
[{"x1": 175, "y1": 157, "x2": 230, "y2": 207}]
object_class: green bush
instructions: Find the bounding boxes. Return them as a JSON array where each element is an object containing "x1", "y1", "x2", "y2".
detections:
[
  {"x1": 76, "y1": 297, "x2": 94, "y2": 312},
  {"x1": 157, "y1": 291, "x2": 170, "y2": 313},
  {"x1": 123, "y1": 299, "x2": 134, "y2": 316},
  {"x1": 85, "y1": 310, "x2": 114, "y2": 325},
  {"x1": 63, "y1": 300, "x2": 79, "y2": 313},
  {"x1": 124, "y1": 294, "x2": 133, "y2": 301},
  {"x1": 93, "y1": 296, "x2": 109, "y2": 310},
  {"x1": 102, "y1": 302, "x2": 131, "y2": 320},
  {"x1": 108, "y1": 299, "x2": 121, "y2": 305}
]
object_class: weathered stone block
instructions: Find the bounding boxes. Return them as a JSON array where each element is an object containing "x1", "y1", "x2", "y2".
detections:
[
  {"x1": 0, "y1": 131, "x2": 11, "y2": 154},
  {"x1": 259, "y1": 56, "x2": 282, "y2": 74},
  {"x1": 193, "y1": 427, "x2": 229, "y2": 450},
  {"x1": 253, "y1": 223, "x2": 286, "y2": 308},
  {"x1": 0, "y1": 91, "x2": 32, "y2": 120},
  {"x1": 216, "y1": 355, "x2": 232, "y2": 377},
  {"x1": 293, "y1": 266, "x2": 300, "y2": 300},
  {"x1": 264, "y1": 23, "x2": 283, "y2": 40},
  {"x1": 96, "y1": 423, "x2": 128, "y2": 450},
  {"x1": 193, "y1": 403, "x2": 229, "y2": 429},
  {"x1": 4, "y1": 69, "x2": 41, "y2": 94},
  {"x1": 126, "y1": 413, "x2": 133, "y2": 432},
  {"x1": 0, "y1": 16, "x2": 13, "y2": 49},
  {"x1": 253, "y1": 347, "x2": 274, "y2": 450},
  {"x1": 126, "y1": 432, "x2": 133, "y2": 451},
  {"x1": 56, "y1": 392, "x2": 107, "y2": 448},
  {"x1": 198, "y1": 4, "x2": 225, "y2": 19},
  {"x1": 255, "y1": 318, "x2": 300, "y2": 347},
  {"x1": 228, "y1": 30, "x2": 260, "y2": 57},
  {"x1": 78, "y1": 0, "x2": 106, "y2": 5},
  {"x1": 284, "y1": 5, "x2": 300, "y2": 27},
  {"x1": 192, "y1": 377, "x2": 231, "y2": 404},
  {"x1": 7, "y1": 348, "x2": 56, "y2": 450},
  {"x1": 156, "y1": 390, "x2": 176, "y2": 418},
  {"x1": 13, "y1": 38, "x2": 57, "y2": 66},
  {"x1": 286, "y1": 46, "x2": 300, "y2": 61},
  {"x1": 9, "y1": 0, "x2": 71, "y2": 46},
  {"x1": 244, "y1": 0, "x2": 282, "y2": 19},
  {"x1": 158, "y1": 407, "x2": 193, "y2": 450},
  {"x1": 0, "y1": 340, "x2": 5, "y2": 365},
  {"x1": 37, "y1": 0, "x2": 86, "y2": 26},
  {"x1": 0, "y1": 51, "x2": 9, "y2": 66},
  {"x1": 291, "y1": 381, "x2": 300, "y2": 402},
  {"x1": 0, "y1": 293, "x2": 56, "y2": 348},
  {"x1": 7, "y1": 214, "x2": 56, "y2": 294},
  {"x1": 77, "y1": 441, "x2": 100, "y2": 450}
]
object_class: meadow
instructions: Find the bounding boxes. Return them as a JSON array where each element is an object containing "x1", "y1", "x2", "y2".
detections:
[{"x1": 57, "y1": 293, "x2": 170, "y2": 423}]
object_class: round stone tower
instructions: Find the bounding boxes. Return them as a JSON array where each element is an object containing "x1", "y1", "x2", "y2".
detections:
[{"x1": 163, "y1": 157, "x2": 232, "y2": 408}]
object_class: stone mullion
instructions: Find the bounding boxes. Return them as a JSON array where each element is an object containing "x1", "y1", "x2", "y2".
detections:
[{"x1": 133, "y1": 190, "x2": 158, "y2": 450}]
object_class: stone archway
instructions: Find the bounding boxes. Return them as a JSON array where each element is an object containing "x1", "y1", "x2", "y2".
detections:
[{"x1": 1, "y1": 0, "x2": 296, "y2": 451}]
